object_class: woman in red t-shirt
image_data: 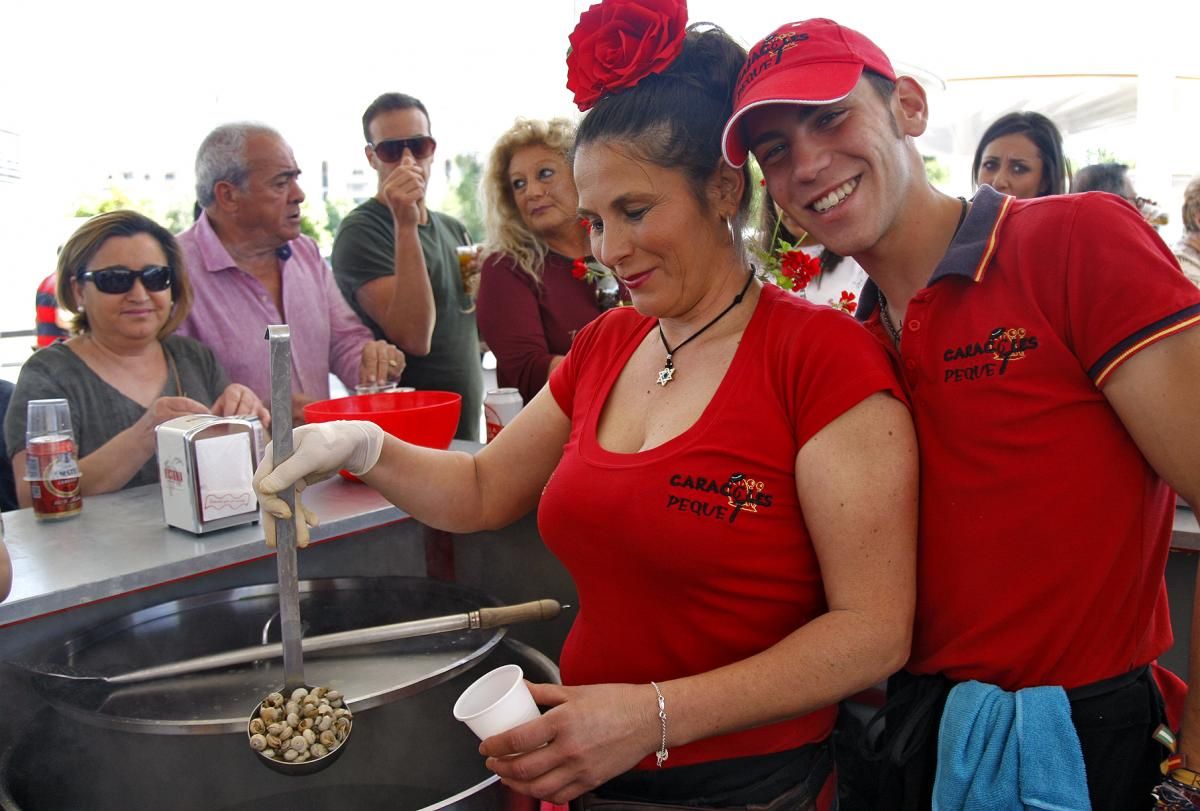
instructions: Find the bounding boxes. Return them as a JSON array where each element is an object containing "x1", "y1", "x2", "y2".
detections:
[{"x1": 254, "y1": 4, "x2": 917, "y2": 807}]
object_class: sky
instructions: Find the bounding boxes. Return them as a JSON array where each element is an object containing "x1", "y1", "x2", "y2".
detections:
[{"x1": 1, "y1": 0, "x2": 1198, "y2": 330}]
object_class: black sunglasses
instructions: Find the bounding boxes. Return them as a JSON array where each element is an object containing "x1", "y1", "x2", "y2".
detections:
[
  {"x1": 369, "y1": 136, "x2": 437, "y2": 163},
  {"x1": 77, "y1": 265, "x2": 174, "y2": 294}
]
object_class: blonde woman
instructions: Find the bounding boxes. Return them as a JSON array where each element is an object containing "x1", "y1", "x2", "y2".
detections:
[{"x1": 476, "y1": 117, "x2": 618, "y2": 403}]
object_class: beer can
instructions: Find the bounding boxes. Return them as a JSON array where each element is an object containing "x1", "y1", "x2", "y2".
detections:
[
  {"x1": 26, "y1": 434, "x2": 82, "y2": 520},
  {"x1": 483, "y1": 388, "x2": 523, "y2": 443}
]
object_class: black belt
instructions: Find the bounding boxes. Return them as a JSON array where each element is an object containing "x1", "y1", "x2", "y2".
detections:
[
  {"x1": 862, "y1": 665, "x2": 1151, "y2": 770},
  {"x1": 1066, "y1": 664, "x2": 1148, "y2": 702}
]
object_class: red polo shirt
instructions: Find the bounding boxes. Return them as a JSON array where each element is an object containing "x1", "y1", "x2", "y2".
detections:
[{"x1": 860, "y1": 186, "x2": 1200, "y2": 690}]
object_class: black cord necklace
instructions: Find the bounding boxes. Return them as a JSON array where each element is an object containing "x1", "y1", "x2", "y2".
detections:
[
  {"x1": 878, "y1": 196, "x2": 968, "y2": 346},
  {"x1": 655, "y1": 270, "x2": 755, "y2": 387}
]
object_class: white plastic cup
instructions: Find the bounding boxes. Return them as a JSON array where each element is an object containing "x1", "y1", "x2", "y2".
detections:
[{"x1": 452, "y1": 664, "x2": 540, "y2": 740}]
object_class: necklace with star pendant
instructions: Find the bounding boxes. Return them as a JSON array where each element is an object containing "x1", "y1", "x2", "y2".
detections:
[{"x1": 656, "y1": 270, "x2": 755, "y2": 387}]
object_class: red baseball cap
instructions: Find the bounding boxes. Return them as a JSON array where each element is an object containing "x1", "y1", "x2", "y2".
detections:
[{"x1": 722, "y1": 19, "x2": 897, "y2": 167}]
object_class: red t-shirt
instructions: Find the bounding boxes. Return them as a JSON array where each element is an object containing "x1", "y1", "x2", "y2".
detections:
[
  {"x1": 35, "y1": 273, "x2": 67, "y2": 347},
  {"x1": 862, "y1": 187, "x2": 1200, "y2": 690},
  {"x1": 541, "y1": 283, "x2": 905, "y2": 768}
]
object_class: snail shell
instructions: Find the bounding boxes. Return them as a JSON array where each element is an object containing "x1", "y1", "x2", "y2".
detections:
[{"x1": 253, "y1": 684, "x2": 349, "y2": 763}]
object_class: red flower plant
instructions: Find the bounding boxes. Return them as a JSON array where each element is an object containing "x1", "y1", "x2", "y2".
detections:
[
  {"x1": 779, "y1": 249, "x2": 821, "y2": 293},
  {"x1": 833, "y1": 290, "x2": 858, "y2": 314},
  {"x1": 571, "y1": 257, "x2": 590, "y2": 280},
  {"x1": 566, "y1": 0, "x2": 689, "y2": 111}
]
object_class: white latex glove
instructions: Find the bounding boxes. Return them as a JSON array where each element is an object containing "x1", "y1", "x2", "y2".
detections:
[
  {"x1": 257, "y1": 480, "x2": 320, "y2": 549},
  {"x1": 253, "y1": 421, "x2": 386, "y2": 548}
]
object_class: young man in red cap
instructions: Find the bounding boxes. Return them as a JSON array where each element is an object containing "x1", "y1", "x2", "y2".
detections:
[{"x1": 724, "y1": 17, "x2": 1200, "y2": 810}]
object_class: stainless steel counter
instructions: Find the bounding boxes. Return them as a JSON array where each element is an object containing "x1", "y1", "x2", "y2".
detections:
[
  {"x1": 1174, "y1": 505, "x2": 1200, "y2": 552},
  {"x1": 0, "y1": 441, "x2": 484, "y2": 628}
]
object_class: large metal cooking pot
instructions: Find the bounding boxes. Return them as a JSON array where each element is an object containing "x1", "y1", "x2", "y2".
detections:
[
  {"x1": 28, "y1": 576, "x2": 513, "y2": 734},
  {"x1": 0, "y1": 637, "x2": 556, "y2": 810},
  {"x1": 0, "y1": 574, "x2": 561, "y2": 810}
]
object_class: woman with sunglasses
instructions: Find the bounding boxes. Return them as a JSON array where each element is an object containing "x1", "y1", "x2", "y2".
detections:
[
  {"x1": 476, "y1": 117, "x2": 622, "y2": 404},
  {"x1": 254, "y1": 4, "x2": 916, "y2": 806},
  {"x1": 4, "y1": 210, "x2": 269, "y2": 503}
]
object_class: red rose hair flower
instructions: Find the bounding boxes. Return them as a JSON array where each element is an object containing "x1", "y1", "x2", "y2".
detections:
[{"x1": 566, "y1": 0, "x2": 689, "y2": 111}]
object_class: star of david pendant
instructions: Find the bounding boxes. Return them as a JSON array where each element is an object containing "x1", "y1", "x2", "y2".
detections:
[{"x1": 656, "y1": 360, "x2": 675, "y2": 387}]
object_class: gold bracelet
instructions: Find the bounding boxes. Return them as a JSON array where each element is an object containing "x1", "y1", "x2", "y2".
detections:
[{"x1": 650, "y1": 681, "x2": 668, "y2": 767}]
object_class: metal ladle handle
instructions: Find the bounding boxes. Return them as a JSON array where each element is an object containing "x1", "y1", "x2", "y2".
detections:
[{"x1": 266, "y1": 325, "x2": 305, "y2": 692}]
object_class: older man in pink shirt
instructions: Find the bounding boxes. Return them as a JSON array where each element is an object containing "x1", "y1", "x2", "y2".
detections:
[{"x1": 178, "y1": 123, "x2": 404, "y2": 421}]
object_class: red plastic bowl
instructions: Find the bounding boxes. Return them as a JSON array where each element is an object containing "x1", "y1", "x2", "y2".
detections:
[{"x1": 302, "y1": 391, "x2": 462, "y2": 481}]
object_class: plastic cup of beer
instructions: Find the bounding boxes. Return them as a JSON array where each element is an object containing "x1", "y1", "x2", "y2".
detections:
[
  {"x1": 455, "y1": 244, "x2": 482, "y2": 276},
  {"x1": 455, "y1": 244, "x2": 483, "y2": 300},
  {"x1": 452, "y1": 664, "x2": 540, "y2": 741}
]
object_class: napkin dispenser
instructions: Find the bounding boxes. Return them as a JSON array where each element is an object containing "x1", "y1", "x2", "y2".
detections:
[{"x1": 156, "y1": 415, "x2": 259, "y2": 534}]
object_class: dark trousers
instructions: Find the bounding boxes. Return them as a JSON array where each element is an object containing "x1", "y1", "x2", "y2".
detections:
[
  {"x1": 575, "y1": 739, "x2": 834, "y2": 810},
  {"x1": 852, "y1": 667, "x2": 1166, "y2": 811}
]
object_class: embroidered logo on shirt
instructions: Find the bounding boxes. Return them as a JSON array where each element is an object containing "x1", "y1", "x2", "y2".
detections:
[
  {"x1": 666, "y1": 472, "x2": 775, "y2": 523},
  {"x1": 942, "y1": 325, "x2": 1040, "y2": 383}
]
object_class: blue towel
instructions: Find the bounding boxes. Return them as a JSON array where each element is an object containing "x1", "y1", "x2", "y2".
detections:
[{"x1": 932, "y1": 680, "x2": 1090, "y2": 811}]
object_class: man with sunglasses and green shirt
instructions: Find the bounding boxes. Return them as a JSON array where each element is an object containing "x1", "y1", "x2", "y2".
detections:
[{"x1": 332, "y1": 93, "x2": 483, "y2": 441}]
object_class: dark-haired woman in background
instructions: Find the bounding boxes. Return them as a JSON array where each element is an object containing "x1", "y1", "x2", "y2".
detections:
[
  {"x1": 6, "y1": 210, "x2": 267, "y2": 502},
  {"x1": 973, "y1": 111, "x2": 1071, "y2": 199},
  {"x1": 476, "y1": 117, "x2": 618, "y2": 404},
  {"x1": 253, "y1": 3, "x2": 916, "y2": 806}
]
